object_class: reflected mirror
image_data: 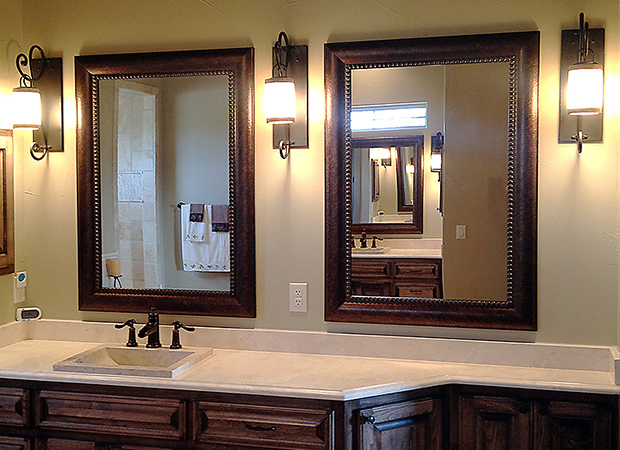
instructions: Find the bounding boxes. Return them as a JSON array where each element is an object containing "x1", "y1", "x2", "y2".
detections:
[
  {"x1": 325, "y1": 32, "x2": 539, "y2": 329},
  {"x1": 76, "y1": 48, "x2": 256, "y2": 317},
  {"x1": 351, "y1": 136, "x2": 424, "y2": 234}
]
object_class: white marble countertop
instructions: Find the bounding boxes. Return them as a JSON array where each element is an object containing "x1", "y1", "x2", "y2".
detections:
[
  {"x1": 352, "y1": 248, "x2": 442, "y2": 259},
  {"x1": 0, "y1": 339, "x2": 617, "y2": 401}
]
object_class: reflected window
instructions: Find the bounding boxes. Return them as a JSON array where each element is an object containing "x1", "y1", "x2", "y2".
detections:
[{"x1": 351, "y1": 102, "x2": 427, "y2": 131}]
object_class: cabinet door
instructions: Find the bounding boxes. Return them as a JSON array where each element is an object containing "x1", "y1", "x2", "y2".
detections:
[
  {"x1": 0, "y1": 387, "x2": 29, "y2": 427},
  {"x1": 458, "y1": 395, "x2": 530, "y2": 450},
  {"x1": 357, "y1": 397, "x2": 442, "y2": 450},
  {"x1": 533, "y1": 400, "x2": 612, "y2": 450},
  {"x1": 0, "y1": 436, "x2": 30, "y2": 450}
]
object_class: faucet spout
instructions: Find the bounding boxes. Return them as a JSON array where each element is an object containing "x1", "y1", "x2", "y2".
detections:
[{"x1": 138, "y1": 309, "x2": 162, "y2": 348}]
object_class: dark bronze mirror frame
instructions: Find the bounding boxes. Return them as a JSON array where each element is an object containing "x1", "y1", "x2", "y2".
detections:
[
  {"x1": 325, "y1": 32, "x2": 539, "y2": 330},
  {"x1": 351, "y1": 135, "x2": 424, "y2": 235},
  {"x1": 76, "y1": 47, "x2": 256, "y2": 317}
]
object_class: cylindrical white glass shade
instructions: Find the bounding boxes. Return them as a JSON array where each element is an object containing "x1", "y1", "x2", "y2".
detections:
[
  {"x1": 369, "y1": 147, "x2": 391, "y2": 160},
  {"x1": 430, "y1": 152, "x2": 442, "y2": 172},
  {"x1": 12, "y1": 87, "x2": 42, "y2": 130},
  {"x1": 566, "y1": 62, "x2": 604, "y2": 116},
  {"x1": 264, "y1": 77, "x2": 296, "y2": 124}
]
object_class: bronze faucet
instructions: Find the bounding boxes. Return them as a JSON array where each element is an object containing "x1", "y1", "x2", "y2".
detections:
[{"x1": 138, "y1": 309, "x2": 162, "y2": 348}]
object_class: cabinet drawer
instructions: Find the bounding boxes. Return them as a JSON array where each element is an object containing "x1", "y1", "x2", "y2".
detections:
[
  {"x1": 396, "y1": 284, "x2": 439, "y2": 299},
  {"x1": 351, "y1": 259, "x2": 389, "y2": 278},
  {"x1": 0, "y1": 387, "x2": 28, "y2": 427},
  {"x1": 393, "y1": 260, "x2": 440, "y2": 279},
  {"x1": 35, "y1": 391, "x2": 185, "y2": 440},
  {"x1": 193, "y1": 402, "x2": 333, "y2": 449}
]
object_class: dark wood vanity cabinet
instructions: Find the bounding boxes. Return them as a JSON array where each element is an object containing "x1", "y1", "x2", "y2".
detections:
[
  {"x1": 356, "y1": 397, "x2": 443, "y2": 450},
  {"x1": 454, "y1": 386, "x2": 616, "y2": 450},
  {"x1": 351, "y1": 258, "x2": 443, "y2": 298},
  {"x1": 0, "y1": 380, "x2": 339, "y2": 450},
  {"x1": 0, "y1": 380, "x2": 617, "y2": 450}
]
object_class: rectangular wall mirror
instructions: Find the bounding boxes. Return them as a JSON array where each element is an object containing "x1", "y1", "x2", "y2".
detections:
[
  {"x1": 76, "y1": 47, "x2": 256, "y2": 317},
  {"x1": 0, "y1": 130, "x2": 14, "y2": 276},
  {"x1": 325, "y1": 31, "x2": 539, "y2": 329}
]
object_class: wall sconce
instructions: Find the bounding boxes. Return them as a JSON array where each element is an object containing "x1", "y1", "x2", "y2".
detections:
[
  {"x1": 264, "y1": 31, "x2": 308, "y2": 159},
  {"x1": 370, "y1": 147, "x2": 391, "y2": 167},
  {"x1": 12, "y1": 45, "x2": 64, "y2": 160},
  {"x1": 559, "y1": 13, "x2": 604, "y2": 153},
  {"x1": 430, "y1": 132, "x2": 443, "y2": 181}
]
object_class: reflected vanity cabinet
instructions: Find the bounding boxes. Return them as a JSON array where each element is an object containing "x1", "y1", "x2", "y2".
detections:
[{"x1": 351, "y1": 257, "x2": 442, "y2": 298}]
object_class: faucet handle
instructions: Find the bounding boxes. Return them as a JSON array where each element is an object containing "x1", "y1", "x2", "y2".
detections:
[
  {"x1": 371, "y1": 236, "x2": 384, "y2": 248},
  {"x1": 170, "y1": 321, "x2": 195, "y2": 349},
  {"x1": 115, "y1": 319, "x2": 138, "y2": 347}
]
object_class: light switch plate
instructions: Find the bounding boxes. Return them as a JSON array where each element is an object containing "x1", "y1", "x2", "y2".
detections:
[{"x1": 14, "y1": 271, "x2": 26, "y2": 304}]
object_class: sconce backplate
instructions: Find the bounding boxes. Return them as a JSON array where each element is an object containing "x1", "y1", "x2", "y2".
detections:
[
  {"x1": 31, "y1": 57, "x2": 64, "y2": 152},
  {"x1": 559, "y1": 28, "x2": 604, "y2": 144}
]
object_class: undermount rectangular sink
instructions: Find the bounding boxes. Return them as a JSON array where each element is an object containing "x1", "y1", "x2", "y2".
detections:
[{"x1": 53, "y1": 345, "x2": 212, "y2": 378}]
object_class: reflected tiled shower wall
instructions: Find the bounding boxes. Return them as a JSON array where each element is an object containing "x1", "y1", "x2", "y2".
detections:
[{"x1": 116, "y1": 88, "x2": 159, "y2": 289}]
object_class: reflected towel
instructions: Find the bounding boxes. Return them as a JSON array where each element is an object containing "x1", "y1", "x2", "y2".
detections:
[
  {"x1": 211, "y1": 204, "x2": 229, "y2": 232},
  {"x1": 181, "y1": 204, "x2": 230, "y2": 272},
  {"x1": 186, "y1": 204, "x2": 206, "y2": 243},
  {"x1": 189, "y1": 203, "x2": 204, "y2": 222}
]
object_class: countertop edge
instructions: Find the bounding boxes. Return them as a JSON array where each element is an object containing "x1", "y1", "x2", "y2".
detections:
[{"x1": 0, "y1": 365, "x2": 616, "y2": 401}]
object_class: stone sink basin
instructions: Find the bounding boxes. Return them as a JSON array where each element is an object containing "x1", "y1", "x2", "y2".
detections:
[
  {"x1": 351, "y1": 247, "x2": 391, "y2": 254},
  {"x1": 53, "y1": 345, "x2": 213, "y2": 378}
]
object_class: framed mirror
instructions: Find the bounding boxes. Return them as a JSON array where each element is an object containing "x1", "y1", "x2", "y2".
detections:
[
  {"x1": 351, "y1": 136, "x2": 424, "y2": 234},
  {"x1": 76, "y1": 47, "x2": 256, "y2": 317},
  {"x1": 325, "y1": 32, "x2": 539, "y2": 329},
  {"x1": 0, "y1": 131, "x2": 14, "y2": 276}
]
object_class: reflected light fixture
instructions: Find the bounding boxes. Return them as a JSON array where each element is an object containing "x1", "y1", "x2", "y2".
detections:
[
  {"x1": 264, "y1": 31, "x2": 308, "y2": 159},
  {"x1": 12, "y1": 45, "x2": 64, "y2": 160},
  {"x1": 370, "y1": 147, "x2": 391, "y2": 167},
  {"x1": 562, "y1": 13, "x2": 604, "y2": 153},
  {"x1": 430, "y1": 132, "x2": 443, "y2": 180}
]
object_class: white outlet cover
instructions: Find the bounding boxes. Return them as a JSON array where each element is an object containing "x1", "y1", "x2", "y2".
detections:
[{"x1": 289, "y1": 282, "x2": 308, "y2": 312}]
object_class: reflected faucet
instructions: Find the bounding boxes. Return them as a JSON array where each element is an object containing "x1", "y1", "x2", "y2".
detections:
[{"x1": 138, "y1": 309, "x2": 162, "y2": 348}]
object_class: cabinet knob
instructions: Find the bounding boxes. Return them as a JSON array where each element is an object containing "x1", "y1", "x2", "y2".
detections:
[{"x1": 366, "y1": 415, "x2": 376, "y2": 424}]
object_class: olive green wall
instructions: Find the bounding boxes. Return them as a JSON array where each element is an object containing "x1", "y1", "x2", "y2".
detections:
[
  {"x1": 0, "y1": 0, "x2": 22, "y2": 324},
  {"x1": 1, "y1": 0, "x2": 619, "y2": 346}
]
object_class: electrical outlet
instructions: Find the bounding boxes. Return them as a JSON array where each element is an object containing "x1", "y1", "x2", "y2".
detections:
[{"x1": 289, "y1": 282, "x2": 308, "y2": 312}]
